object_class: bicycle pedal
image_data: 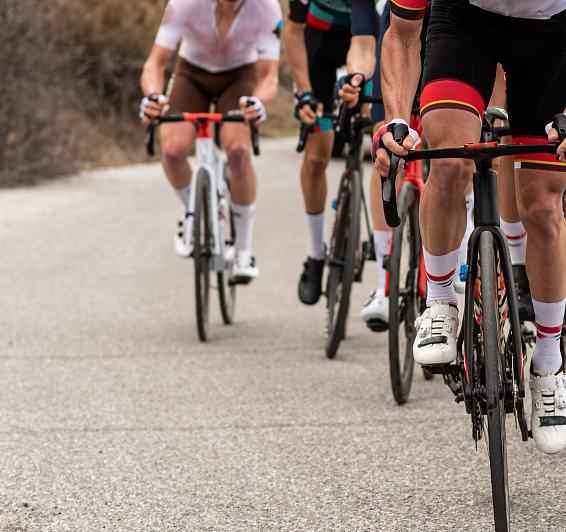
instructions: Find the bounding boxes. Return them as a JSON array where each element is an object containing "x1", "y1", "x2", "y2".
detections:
[
  {"x1": 421, "y1": 363, "x2": 460, "y2": 376},
  {"x1": 366, "y1": 319, "x2": 388, "y2": 333},
  {"x1": 228, "y1": 276, "x2": 252, "y2": 286}
]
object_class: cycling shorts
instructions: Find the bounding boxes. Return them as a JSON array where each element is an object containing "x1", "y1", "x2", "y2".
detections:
[
  {"x1": 421, "y1": 0, "x2": 566, "y2": 170},
  {"x1": 305, "y1": 26, "x2": 352, "y2": 132},
  {"x1": 165, "y1": 58, "x2": 258, "y2": 116}
]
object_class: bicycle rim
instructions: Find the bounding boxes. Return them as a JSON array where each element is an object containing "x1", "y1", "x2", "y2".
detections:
[
  {"x1": 218, "y1": 206, "x2": 236, "y2": 325},
  {"x1": 194, "y1": 170, "x2": 211, "y2": 342},
  {"x1": 479, "y1": 230, "x2": 510, "y2": 532},
  {"x1": 388, "y1": 183, "x2": 419, "y2": 404},
  {"x1": 325, "y1": 170, "x2": 361, "y2": 359}
]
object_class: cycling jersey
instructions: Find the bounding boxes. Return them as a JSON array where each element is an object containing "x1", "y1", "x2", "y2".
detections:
[
  {"x1": 155, "y1": 0, "x2": 282, "y2": 73},
  {"x1": 391, "y1": 0, "x2": 566, "y2": 20},
  {"x1": 289, "y1": 0, "x2": 351, "y2": 30}
]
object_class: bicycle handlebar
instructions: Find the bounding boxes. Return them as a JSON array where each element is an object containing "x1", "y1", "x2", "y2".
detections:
[
  {"x1": 145, "y1": 112, "x2": 259, "y2": 157},
  {"x1": 381, "y1": 140, "x2": 561, "y2": 228}
]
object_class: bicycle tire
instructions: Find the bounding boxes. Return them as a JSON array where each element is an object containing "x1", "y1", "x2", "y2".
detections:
[
  {"x1": 479, "y1": 230, "x2": 510, "y2": 532},
  {"x1": 194, "y1": 169, "x2": 211, "y2": 342},
  {"x1": 325, "y1": 169, "x2": 361, "y2": 359},
  {"x1": 218, "y1": 201, "x2": 236, "y2": 325},
  {"x1": 388, "y1": 181, "x2": 420, "y2": 404}
]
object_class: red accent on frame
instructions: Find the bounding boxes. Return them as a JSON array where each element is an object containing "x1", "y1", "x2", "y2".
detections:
[
  {"x1": 197, "y1": 121, "x2": 212, "y2": 139},
  {"x1": 464, "y1": 142, "x2": 498, "y2": 151}
]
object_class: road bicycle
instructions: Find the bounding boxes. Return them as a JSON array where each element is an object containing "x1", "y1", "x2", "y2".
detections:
[
  {"x1": 297, "y1": 97, "x2": 378, "y2": 359},
  {"x1": 145, "y1": 112, "x2": 259, "y2": 342},
  {"x1": 381, "y1": 109, "x2": 566, "y2": 531}
]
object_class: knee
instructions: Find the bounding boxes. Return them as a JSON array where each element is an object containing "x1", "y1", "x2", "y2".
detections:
[
  {"x1": 428, "y1": 158, "x2": 471, "y2": 199},
  {"x1": 162, "y1": 141, "x2": 188, "y2": 169},
  {"x1": 303, "y1": 150, "x2": 329, "y2": 179},
  {"x1": 226, "y1": 143, "x2": 251, "y2": 172},
  {"x1": 518, "y1": 195, "x2": 563, "y2": 240}
]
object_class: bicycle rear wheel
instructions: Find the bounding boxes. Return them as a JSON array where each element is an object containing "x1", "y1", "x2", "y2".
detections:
[
  {"x1": 325, "y1": 169, "x2": 361, "y2": 359},
  {"x1": 388, "y1": 181, "x2": 420, "y2": 404},
  {"x1": 479, "y1": 230, "x2": 510, "y2": 532},
  {"x1": 194, "y1": 169, "x2": 212, "y2": 342}
]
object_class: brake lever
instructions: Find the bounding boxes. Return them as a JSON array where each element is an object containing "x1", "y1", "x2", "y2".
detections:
[
  {"x1": 552, "y1": 113, "x2": 566, "y2": 143},
  {"x1": 296, "y1": 123, "x2": 312, "y2": 153},
  {"x1": 145, "y1": 120, "x2": 156, "y2": 157}
]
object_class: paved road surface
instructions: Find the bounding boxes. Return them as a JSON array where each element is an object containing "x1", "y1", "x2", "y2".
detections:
[{"x1": 0, "y1": 138, "x2": 564, "y2": 531}]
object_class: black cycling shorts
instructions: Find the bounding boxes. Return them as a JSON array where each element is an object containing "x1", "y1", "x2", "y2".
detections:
[
  {"x1": 421, "y1": 0, "x2": 566, "y2": 170},
  {"x1": 305, "y1": 25, "x2": 351, "y2": 113}
]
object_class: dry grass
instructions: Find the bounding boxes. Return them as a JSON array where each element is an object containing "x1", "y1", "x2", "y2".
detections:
[{"x1": 0, "y1": 0, "x2": 295, "y2": 186}]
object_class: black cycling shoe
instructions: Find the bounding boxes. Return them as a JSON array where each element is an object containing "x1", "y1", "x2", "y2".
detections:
[
  {"x1": 513, "y1": 264, "x2": 535, "y2": 322},
  {"x1": 298, "y1": 257, "x2": 325, "y2": 305}
]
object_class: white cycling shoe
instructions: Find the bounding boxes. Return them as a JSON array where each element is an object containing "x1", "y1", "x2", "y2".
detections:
[
  {"x1": 530, "y1": 370, "x2": 566, "y2": 454},
  {"x1": 174, "y1": 213, "x2": 191, "y2": 258},
  {"x1": 230, "y1": 252, "x2": 259, "y2": 285},
  {"x1": 413, "y1": 300, "x2": 459, "y2": 366},
  {"x1": 361, "y1": 289, "x2": 389, "y2": 331}
]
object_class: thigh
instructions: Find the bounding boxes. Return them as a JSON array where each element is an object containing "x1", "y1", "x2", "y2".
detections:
[
  {"x1": 216, "y1": 63, "x2": 259, "y2": 114},
  {"x1": 220, "y1": 122, "x2": 252, "y2": 150},
  {"x1": 504, "y1": 14, "x2": 566, "y2": 137},
  {"x1": 421, "y1": 0, "x2": 497, "y2": 123}
]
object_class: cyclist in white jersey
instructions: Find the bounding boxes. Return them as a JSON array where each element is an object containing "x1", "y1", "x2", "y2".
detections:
[
  {"x1": 372, "y1": 0, "x2": 566, "y2": 453},
  {"x1": 140, "y1": 0, "x2": 282, "y2": 282}
]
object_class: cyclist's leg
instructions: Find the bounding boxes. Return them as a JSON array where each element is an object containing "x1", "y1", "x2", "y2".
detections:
[
  {"x1": 414, "y1": 0, "x2": 497, "y2": 365},
  {"x1": 297, "y1": 26, "x2": 350, "y2": 304},
  {"x1": 502, "y1": 10, "x2": 566, "y2": 452},
  {"x1": 160, "y1": 58, "x2": 205, "y2": 208},
  {"x1": 217, "y1": 63, "x2": 260, "y2": 277}
]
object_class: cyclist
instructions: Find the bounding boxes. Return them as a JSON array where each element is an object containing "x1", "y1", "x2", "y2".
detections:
[
  {"x1": 373, "y1": 0, "x2": 566, "y2": 454},
  {"x1": 140, "y1": 0, "x2": 282, "y2": 283},
  {"x1": 284, "y1": 0, "x2": 376, "y2": 305}
]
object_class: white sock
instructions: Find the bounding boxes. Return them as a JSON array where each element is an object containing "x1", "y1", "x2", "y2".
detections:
[
  {"x1": 460, "y1": 192, "x2": 474, "y2": 260},
  {"x1": 232, "y1": 202, "x2": 256, "y2": 254},
  {"x1": 175, "y1": 185, "x2": 191, "y2": 210},
  {"x1": 500, "y1": 219, "x2": 527, "y2": 265},
  {"x1": 306, "y1": 211, "x2": 325, "y2": 260},
  {"x1": 532, "y1": 297, "x2": 565, "y2": 375},
  {"x1": 424, "y1": 248, "x2": 459, "y2": 307},
  {"x1": 374, "y1": 230, "x2": 391, "y2": 292}
]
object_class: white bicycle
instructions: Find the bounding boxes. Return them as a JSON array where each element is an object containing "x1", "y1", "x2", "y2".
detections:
[{"x1": 145, "y1": 111, "x2": 259, "y2": 341}]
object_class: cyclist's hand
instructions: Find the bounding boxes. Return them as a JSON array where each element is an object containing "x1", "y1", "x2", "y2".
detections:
[
  {"x1": 336, "y1": 73, "x2": 365, "y2": 109},
  {"x1": 239, "y1": 96, "x2": 267, "y2": 126},
  {"x1": 140, "y1": 94, "x2": 168, "y2": 126},
  {"x1": 546, "y1": 112, "x2": 566, "y2": 162},
  {"x1": 372, "y1": 119, "x2": 419, "y2": 175},
  {"x1": 295, "y1": 92, "x2": 323, "y2": 126}
]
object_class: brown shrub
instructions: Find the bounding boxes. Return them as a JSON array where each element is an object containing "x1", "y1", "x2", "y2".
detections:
[{"x1": 0, "y1": 0, "x2": 294, "y2": 186}]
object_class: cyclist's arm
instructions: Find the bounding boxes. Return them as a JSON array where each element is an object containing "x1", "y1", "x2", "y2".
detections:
[
  {"x1": 141, "y1": 44, "x2": 175, "y2": 96},
  {"x1": 253, "y1": 59, "x2": 279, "y2": 103},
  {"x1": 381, "y1": 11, "x2": 424, "y2": 123},
  {"x1": 348, "y1": 0, "x2": 377, "y2": 78},
  {"x1": 283, "y1": 1, "x2": 311, "y2": 94}
]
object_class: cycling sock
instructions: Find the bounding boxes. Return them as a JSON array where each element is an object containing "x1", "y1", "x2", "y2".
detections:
[
  {"x1": 532, "y1": 297, "x2": 566, "y2": 375},
  {"x1": 424, "y1": 248, "x2": 459, "y2": 307},
  {"x1": 374, "y1": 230, "x2": 391, "y2": 292},
  {"x1": 306, "y1": 211, "x2": 325, "y2": 260},
  {"x1": 500, "y1": 219, "x2": 527, "y2": 265},
  {"x1": 232, "y1": 202, "x2": 256, "y2": 254},
  {"x1": 175, "y1": 185, "x2": 191, "y2": 210}
]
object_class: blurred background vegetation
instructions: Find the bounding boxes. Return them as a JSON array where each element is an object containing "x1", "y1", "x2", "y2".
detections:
[{"x1": 0, "y1": 0, "x2": 294, "y2": 186}]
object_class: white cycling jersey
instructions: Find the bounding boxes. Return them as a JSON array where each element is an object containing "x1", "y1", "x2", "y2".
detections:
[
  {"x1": 469, "y1": 0, "x2": 565, "y2": 19},
  {"x1": 155, "y1": 0, "x2": 282, "y2": 73}
]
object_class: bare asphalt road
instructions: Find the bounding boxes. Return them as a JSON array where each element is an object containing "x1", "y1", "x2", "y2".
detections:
[{"x1": 0, "y1": 138, "x2": 564, "y2": 531}]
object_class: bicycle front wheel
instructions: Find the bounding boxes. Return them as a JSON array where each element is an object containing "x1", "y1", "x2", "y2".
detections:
[
  {"x1": 325, "y1": 169, "x2": 361, "y2": 359},
  {"x1": 218, "y1": 204, "x2": 236, "y2": 325},
  {"x1": 388, "y1": 181, "x2": 420, "y2": 405},
  {"x1": 479, "y1": 230, "x2": 510, "y2": 532},
  {"x1": 194, "y1": 169, "x2": 212, "y2": 342}
]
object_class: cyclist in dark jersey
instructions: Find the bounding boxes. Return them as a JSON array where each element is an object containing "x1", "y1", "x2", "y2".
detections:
[
  {"x1": 285, "y1": 0, "x2": 376, "y2": 305},
  {"x1": 373, "y1": 0, "x2": 566, "y2": 454}
]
